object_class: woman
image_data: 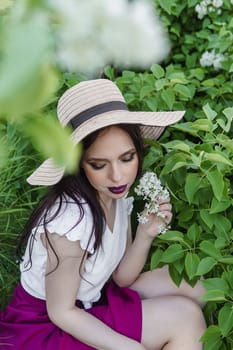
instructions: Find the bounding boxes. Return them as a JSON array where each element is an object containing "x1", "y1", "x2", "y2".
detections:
[{"x1": 0, "y1": 79, "x2": 206, "y2": 350}]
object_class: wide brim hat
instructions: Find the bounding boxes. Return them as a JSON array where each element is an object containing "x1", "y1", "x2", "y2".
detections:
[{"x1": 27, "y1": 79, "x2": 185, "y2": 186}]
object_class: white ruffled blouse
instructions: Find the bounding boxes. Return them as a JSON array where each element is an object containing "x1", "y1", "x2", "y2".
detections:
[{"x1": 20, "y1": 196, "x2": 134, "y2": 308}]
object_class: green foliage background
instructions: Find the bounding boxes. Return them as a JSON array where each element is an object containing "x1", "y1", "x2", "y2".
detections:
[{"x1": 0, "y1": 1, "x2": 233, "y2": 349}]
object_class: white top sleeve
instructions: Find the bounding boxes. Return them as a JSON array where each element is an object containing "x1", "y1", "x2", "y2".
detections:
[{"x1": 35, "y1": 199, "x2": 95, "y2": 254}]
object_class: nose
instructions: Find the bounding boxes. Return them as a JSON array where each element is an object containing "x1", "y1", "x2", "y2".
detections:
[{"x1": 109, "y1": 162, "x2": 122, "y2": 183}]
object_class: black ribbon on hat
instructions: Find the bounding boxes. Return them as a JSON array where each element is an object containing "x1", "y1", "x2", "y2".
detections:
[{"x1": 68, "y1": 101, "x2": 128, "y2": 130}]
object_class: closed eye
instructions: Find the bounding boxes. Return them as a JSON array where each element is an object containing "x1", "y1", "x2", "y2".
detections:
[
  {"x1": 121, "y1": 151, "x2": 137, "y2": 162},
  {"x1": 88, "y1": 162, "x2": 106, "y2": 170}
]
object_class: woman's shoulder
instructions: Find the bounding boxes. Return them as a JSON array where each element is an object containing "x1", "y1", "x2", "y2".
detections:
[
  {"x1": 36, "y1": 194, "x2": 92, "y2": 234},
  {"x1": 35, "y1": 194, "x2": 95, "y2": 253}
]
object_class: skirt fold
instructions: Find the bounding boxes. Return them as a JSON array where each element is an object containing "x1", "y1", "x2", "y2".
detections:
[{"x1": 0, "y1": 283, "x2": 142, "y2": 349}]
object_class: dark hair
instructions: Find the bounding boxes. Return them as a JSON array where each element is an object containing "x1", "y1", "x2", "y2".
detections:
[{"x1": 17, "y1": 124, "x2": 144, "y2": 271}]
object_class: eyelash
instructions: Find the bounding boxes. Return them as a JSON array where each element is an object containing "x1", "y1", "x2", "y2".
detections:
[
  {"x1": 89, "y1": 153, "x2": 136, "y2": 170},
  {"x1": 122, "y1": 153, "x2": 136, "y2": 162},
  {"x1": 89, "y1": 163, "x2": 105, "y2": 170}
]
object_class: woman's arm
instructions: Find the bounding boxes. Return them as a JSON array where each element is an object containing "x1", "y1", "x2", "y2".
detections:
[
  {"x1": 44, "y1": 233, "x2": 145, "y2": 350},
  {"x1": 113, "y1": 199, "x2": 172, "y2": 287}
]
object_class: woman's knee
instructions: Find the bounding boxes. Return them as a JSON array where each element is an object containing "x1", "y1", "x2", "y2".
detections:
[
  {"x1": 172, "y1": 296, "x2": 206, "y2": 328},
  {"x1": 141, "y1": 296, "x2": 206, "y2": 350}
]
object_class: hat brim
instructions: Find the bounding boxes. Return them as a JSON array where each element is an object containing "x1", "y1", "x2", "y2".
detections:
[{"x1": 27, "y1": 110, "x2": 185, "y2": 186}]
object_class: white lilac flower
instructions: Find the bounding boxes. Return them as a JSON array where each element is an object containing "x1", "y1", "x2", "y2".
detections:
[
  {"x1": 195, "y1": 3, "x2": 208, "y2": 19},
  {"x1": 212, "y1": 0, "x2": 223, "y2": 8},
  {"x1": 200, "y1": 50, "x2": 216, "y2": 67},
  {"x1": 195, "y1": 0, "x2": 224, "y2": 19},
  {"x1": 200, "y1": 50, "x2": 225, "y2": 69},
  {"x1": 213, "y1": 52, "x2": 225, "y2": 69},
  {"x1": 49, "y1": 0, "x2": 170, "y2": 75},
  {"x1": 134, "y1": 171, "x2": 170, "y2": 234}
]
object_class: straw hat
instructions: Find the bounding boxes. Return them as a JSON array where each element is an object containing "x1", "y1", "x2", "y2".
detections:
[{"x1": 27, "y1": 79, "x2": 185, "y2": 186}]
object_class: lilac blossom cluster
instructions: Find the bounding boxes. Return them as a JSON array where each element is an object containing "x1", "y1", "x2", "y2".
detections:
[
  {"x1": 48, "y1": 0, "x2": 170, "y2": 75},
  {"x1": 200, "y1": 50, "x2": 225, "y2": 69},
  {"x1": 195, "y1": 0, "x2": 224, "y2": 19},
  {"x1": 134, "y1": 172, "x2": 170, "y2": 234}
]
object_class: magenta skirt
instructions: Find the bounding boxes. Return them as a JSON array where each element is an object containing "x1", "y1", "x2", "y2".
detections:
[{"x1": 0, "y1": 282, "x2": 142, "y2": 349}]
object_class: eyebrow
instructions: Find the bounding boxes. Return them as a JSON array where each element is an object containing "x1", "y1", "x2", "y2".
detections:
[{"x1": 86, "y1": 148, "x2": 136, "y2": 162}]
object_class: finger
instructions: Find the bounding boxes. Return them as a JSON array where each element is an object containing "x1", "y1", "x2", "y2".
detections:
[{"x1": 158, "y1": 211, "x2": 172, "y2": 224}]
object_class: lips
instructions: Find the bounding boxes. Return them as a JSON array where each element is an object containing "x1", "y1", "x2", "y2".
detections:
[{"x1": 108, "y1": 185, "x2": 127, "y2": 194}]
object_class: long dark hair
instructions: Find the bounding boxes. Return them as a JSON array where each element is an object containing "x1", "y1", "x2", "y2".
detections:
[{"x1": 17, "y1": 124, "x2": 144, "y2": 270}]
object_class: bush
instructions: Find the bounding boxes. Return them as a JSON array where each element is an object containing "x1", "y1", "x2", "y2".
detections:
[
  {"x1": 105, "y1": 1, "x2": 233, "y2": 348},
  {"x1": 0, "y1": 0, "x2": 232, "y2": 349}
]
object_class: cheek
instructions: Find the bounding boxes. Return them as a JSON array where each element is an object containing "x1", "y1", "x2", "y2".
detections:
[
  {"x1": 130, "y1": 158, "x2": 139, "y2": 180},
  {"x1": 83, "y1": 168, "x2": 103, "y2": 188}
]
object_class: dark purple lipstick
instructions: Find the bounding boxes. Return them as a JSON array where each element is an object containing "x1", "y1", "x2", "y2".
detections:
[{"x1": 108, "y1": 185, "x2": 127, "y2": 194}]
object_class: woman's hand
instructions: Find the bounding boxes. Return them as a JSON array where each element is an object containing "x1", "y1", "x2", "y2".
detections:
[{"x1": 137, "y1": 198, "x2": 172, "y2": 239}]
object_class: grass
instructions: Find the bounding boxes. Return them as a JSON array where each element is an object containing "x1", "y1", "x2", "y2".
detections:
[{"x1": 0, "y1": 123, "x2": 44, "y2": 309}]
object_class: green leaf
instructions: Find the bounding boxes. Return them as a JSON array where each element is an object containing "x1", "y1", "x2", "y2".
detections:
[
  {"x1": 192, "y1": 119, "x2": 213, "y2": 132},
  {"x1": 164, "y1": 140, "x2": 190, "y2": 153},
  {"x1": 215, "y1": 237, "x2": 227, "y2": 250},
  {"x1": 202, "y1": 278, "x2": 229, "y2": 293},
  {"x1": 203, "y1": 153, "x2": 232, "y2": 166},
  {"x1": 151, "y1": 64, "x2": 165, "y2": 79},
  {"x1": 173, "y1": 84, "x2": 193, "y2": 99},
  {"x1": 161, "y1": 154, "x2": 188, "y2": 175},
  {"x1": 218, "y1": 303, "x2": 233, "y2": 337},
  {"x1": 103, "y1": 66, "x2": 115, "y2": 80},
  {"x1": 185, "y1": 173, "x2": 202, "y2": 203},
  {"x1": 24, "y1": 116, "x2": 82, "y2": 172},
  {"x1": 158, "y1": 230, "x2": 185, "y2": 243},
  {"x1": 157, "y1": 0, "x2": 173, "y2": 14},
  {"x1": 203, "y1": 103, "x2": 217, "y2": 121},
  {"x1": 168, "y1": 264, "x2": 183, "y2": 287},
  {"x1": 196, "y1": 257, "x2": 217, "y2": 275},
  {"x1": 145, "y1": 97, "x2": 157, "y2": 111},
  {"x1": 222, "y1": 107, "x2": 233, "y2": 119},
  {"x1": 219, "y1": 256, "x2": 233, "y2": 264},
  {"x1": 0, "y1": 13, "x2": 58, "y2": 116},
  {"x1": 200, "y1": 210, "x2": 214, "y2": 229},
  {"x1": 199, "y1": 241, "x2": 222, "y2": 260},
  {"x1": 185, "y1": 252, "x2": 200, "y2": 279},
  {"x1": 202, "y1": 290, "x2": 227, "y2": 302},
  {"x1": 213, "y1": 215, "x2": 231, "y2": 234},
  {"x1": 189, "y1": 68, "x2": 205, "y2": 80},
  {"x1": 139, "y1": 86, "x2": 154, "y2": 100},
  {"x1": 209, "y1": 197, "x2": 231, "y2": 214},
  {"x1": 155, "y1": 78, "x2": 168, "y2": 91},
  {"x1": 206, "y1": 169, "x2": 224, "y2": 201},
  {"x1": 0, "y1": 0, "x2": 13, "y2": 11},
  {"x1": 161, "y1": 89, "x2": 175, "y2": 109},
  {"x1": 150, "y1": 249, "x2": 163, "y2": 270},
  {"x1": 187, "y1": 224, "x2": 201, "y2": 243},
  {"x1": 172, "y1": 122, "x2": 199, "y2": 137},
  {"x1": 167, "y1": 72, "x2": 189, "y2": 84},
  {"x1": 201, "y1": 325, "x2": 222, "y2": 350},
  {"x1": 160, "y1": 244, "x2": 184, "y2": 263}
]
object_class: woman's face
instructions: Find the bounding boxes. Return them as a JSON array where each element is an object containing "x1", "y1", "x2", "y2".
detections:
[{"x1": 82, "y1": 126, "x2": 139, "y2": 204}]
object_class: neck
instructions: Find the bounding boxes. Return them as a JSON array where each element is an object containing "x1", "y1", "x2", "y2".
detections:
[{"x1": 99, "y1": 197, "x2": 115, "y2": 213}]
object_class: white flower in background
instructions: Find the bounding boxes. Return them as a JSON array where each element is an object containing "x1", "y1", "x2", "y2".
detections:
[
  {"x1": 195, "y1": 3, "x2": 208, "y2": 19},
  {"x1": 212, "y1": 0, "x2": 223, "y2": 7},
  {"x1": 200, "y1": 50, "x2": 225, "y2": 69},
  {"x1": 195, "y1": 0, "x2": 223, "y2": 19},
  {"x1": 49, "y1": 0, "x2": 170, "y2": 75},
  {"x1": 200, "y1": 50, "x2": 216, "y2": 67},
  {"x1": 134, "y1": 172, "x2": 170, "y2": 233}
]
